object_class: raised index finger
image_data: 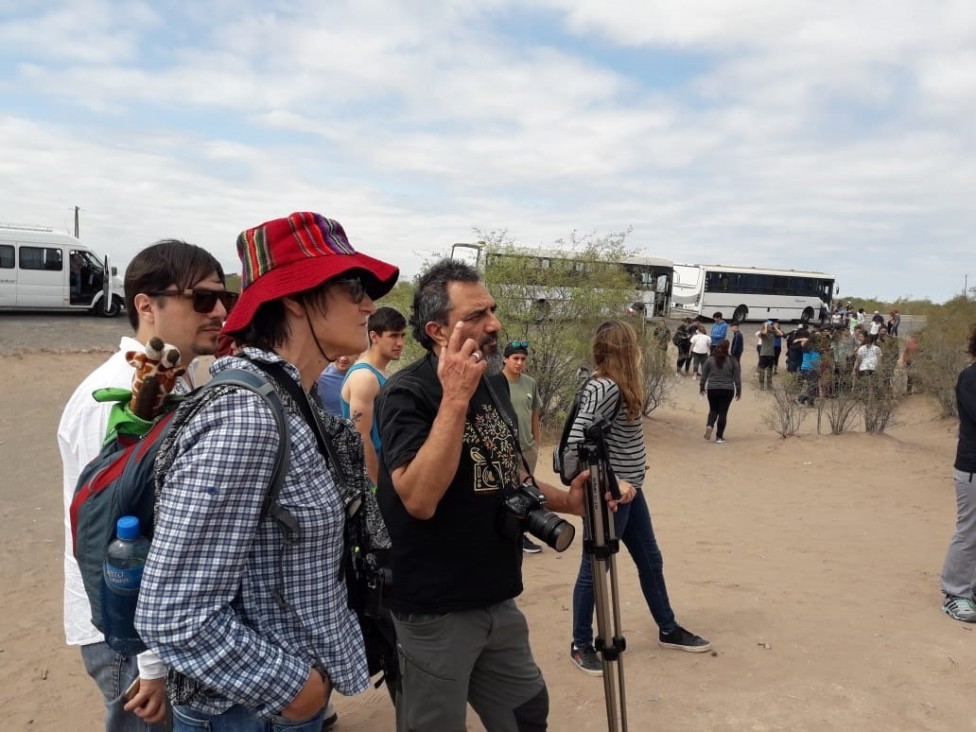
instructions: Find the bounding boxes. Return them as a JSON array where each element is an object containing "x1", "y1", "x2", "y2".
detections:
[{"x1": 445, "y1": 320, "x2": 466, "y2": 356}]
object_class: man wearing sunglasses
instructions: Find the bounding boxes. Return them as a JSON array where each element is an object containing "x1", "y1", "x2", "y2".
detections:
[
  {"x1": 58, "y1": 239, "x2": 231, "y2": 731},
  {"x1": 500, "y1": 340, "x2": 544, "y2": 554}
]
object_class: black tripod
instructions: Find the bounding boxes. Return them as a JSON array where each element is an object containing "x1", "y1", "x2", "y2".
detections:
[{"x1": 578, "y1": 419, "x2": 628, "y2": 731}]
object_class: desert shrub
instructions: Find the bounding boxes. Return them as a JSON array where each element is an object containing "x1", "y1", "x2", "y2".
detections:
[
  {"x1": 639, "y1": 323, "x2": 677, "y2": 415},
  {"x1": 818, "y1": 371, "x2": 861, "y2": 434},
  {"x1": 477, "y1": 229, "x2": 641, "y2": 427},
  {"x1": 912, "y1": 296, "x2": 976, "y2": 418},
  {"x1": 762, "y1": 376, "x2": 808, "y2": 437}
]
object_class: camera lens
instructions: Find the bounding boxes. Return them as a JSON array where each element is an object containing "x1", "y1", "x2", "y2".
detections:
[{"x1": 524, "y1": 509, "x2": 575, "y2": 553}]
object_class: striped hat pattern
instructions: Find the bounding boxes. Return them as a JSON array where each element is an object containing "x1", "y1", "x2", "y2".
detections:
[{"x1": 222, "y1": 211, "x2": 399, "y2": 333}]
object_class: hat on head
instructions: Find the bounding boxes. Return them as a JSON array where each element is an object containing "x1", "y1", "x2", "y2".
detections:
[
  {"x1": 504, "y1": 340, "x2": 529, "y2": 358},
  {"x1": 223, "y1": 212, "x2": 399, "y2": 333}
]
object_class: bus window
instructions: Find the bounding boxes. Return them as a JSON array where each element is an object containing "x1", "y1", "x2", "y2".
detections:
[{"x1": 0, "y1": 245, "x2": 13, "y2": 268}]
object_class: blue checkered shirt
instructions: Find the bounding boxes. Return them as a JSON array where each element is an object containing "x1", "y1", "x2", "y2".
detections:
[{"x1": 134, "y1": 350, "x2": 369, "y2": 717}]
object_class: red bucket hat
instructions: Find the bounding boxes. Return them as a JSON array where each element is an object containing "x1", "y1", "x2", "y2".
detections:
[{"x1": 223, "y1": 212, "x2": 399, "y2": 333}]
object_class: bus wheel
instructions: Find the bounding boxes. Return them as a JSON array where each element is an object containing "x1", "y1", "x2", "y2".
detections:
[
  {"x1": 800, "y1": 306, "x2": 814, "y2": 324},
  {"x1": 732, "y1": 305, "x2": 748, "y2": 323},
  {"x1": 96, "y1": 296, "x2": 122, "y2": 318}
]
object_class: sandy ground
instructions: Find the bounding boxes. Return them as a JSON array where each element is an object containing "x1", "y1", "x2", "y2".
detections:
[{"x1": 2, "y1": 338, "x2": 975, "y2": 731}]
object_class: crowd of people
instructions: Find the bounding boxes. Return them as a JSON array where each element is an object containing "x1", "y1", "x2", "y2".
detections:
[
  {"x1": 56, "y1": 220, "x2": 974, "y2": 732},
  {"x1": 56, "y1": 214, "x2": 707, "y2": 732}
]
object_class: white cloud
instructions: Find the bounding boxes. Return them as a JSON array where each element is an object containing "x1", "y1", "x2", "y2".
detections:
[{"x1": 1, "y1": 0, "x2": 974, "y2": 301}]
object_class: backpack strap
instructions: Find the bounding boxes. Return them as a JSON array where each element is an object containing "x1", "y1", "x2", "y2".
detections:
[
  {"x1": 252, "y1": 361, "x2": 347, "y2": 479},
  {"x1": 204, "y1": 369, "x2": 298, "y2": 544}
]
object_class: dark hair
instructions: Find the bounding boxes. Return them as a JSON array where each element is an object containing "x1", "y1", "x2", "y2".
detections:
[
  {"x1": 967, "y1": 324, "x2": 976, "y2": 358},
  {"x1": 230, "y1": 281, "x2": 333, "y2": 351},
  {"x1": 369, "y1": 306, "x2": 407, "y2": 337},
  {"x1": 124, "y1": 239, "x2": 225, "y2": 329},
  {"x1": 713, "y1": 311, "x2": 723, "y2": 320},
  {"x1": 713, "y1": 339, "x2": 730, "y2": 368},
  {"x1": 410, "y1": 259, "x2": 481, "y2": 351}
]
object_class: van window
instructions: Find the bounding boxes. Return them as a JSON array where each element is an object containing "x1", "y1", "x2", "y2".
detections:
[
  {"x1": 0, "y1": 245, "x2": 13, "y2": 268},
  {"x1": 20, "y1": 246, "x2": 63, "y2": 271}
]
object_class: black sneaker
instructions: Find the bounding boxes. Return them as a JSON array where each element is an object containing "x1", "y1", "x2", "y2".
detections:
[
  {"x1": 522, "y1": 535, "x2": 543, "y2": 554},
  {"x1": 570, "y1": 643, "x2": 603, "y2": 676},
  {"x1": 659, "y1": 626, "x2": 711, "y2": 653}
]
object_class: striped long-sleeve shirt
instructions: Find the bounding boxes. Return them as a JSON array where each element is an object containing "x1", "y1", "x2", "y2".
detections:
[{"x1": 567, "y1": 378, "x2": 646, "y2": 490}]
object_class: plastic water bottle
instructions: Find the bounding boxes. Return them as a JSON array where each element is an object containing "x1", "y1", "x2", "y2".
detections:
[{"x1": 101, "y1": 516, "x2": 151, "y2": 654}]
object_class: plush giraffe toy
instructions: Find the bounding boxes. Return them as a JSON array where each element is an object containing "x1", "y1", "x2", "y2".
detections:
[{"x1": 125, "y1": 337, "x2": 186, "y2": 421}]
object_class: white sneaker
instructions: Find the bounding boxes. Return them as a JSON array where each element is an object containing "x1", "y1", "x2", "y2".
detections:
[
  {"x1": 715, "y1": 438, "x2": 726, "y2": 444},
  {"x1": 943, "y1": 595, "x2": 976, "y2": 623}
]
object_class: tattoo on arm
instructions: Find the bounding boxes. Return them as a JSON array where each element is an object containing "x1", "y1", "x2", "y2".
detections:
[{"x1": 351, "y1": 410, "x2": 363, "y2": 425}]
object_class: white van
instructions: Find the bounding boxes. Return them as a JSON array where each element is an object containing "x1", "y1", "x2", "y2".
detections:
[{"x1": 0, "y1": 224, "x2": 125, "y2": 316}]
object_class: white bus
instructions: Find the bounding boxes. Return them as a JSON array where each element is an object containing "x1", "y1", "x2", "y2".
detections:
[
  {"x1": 0, "y1": 224, "x2": 124, "y2": 316},
  {"x1": 451, "y1": 242, "x2": 674, "y2": 318},
  {"x1": 671, "y1": 263, "x2": 836, "y2": 324}
]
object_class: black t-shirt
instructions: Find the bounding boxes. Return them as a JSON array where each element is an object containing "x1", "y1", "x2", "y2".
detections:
[
  {"x1": 375, "y1": 354, "x2": 524, "y2": 614},
  {"x1": 956, "y1": 363, "x2": 976, "y2": 472}
]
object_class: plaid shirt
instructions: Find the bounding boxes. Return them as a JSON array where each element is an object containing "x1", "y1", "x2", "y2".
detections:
[{"x1": 134, "y1": 349, "x2": 369, "y2": 717}]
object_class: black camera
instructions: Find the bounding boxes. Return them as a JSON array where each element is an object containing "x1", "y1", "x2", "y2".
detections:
[{"x1": 503, "y1": 479, "x2": 575, "y2": 552}]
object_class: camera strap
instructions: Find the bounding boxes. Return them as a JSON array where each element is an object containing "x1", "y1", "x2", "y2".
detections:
[{"x1": 482, "y1": 372, "x2": 537, "y2": 484}]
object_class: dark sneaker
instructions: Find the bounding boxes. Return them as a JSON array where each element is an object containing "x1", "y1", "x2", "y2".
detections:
[
  {"x1": 659, "y1": 626, "x2": 711, "y2": 653},
  {"x1": 522, "y1": 535, "x2": 543, "y2": 554},
  {"x1": 570, "y1": 643, "x2": 603, "y2": 676},
  {"x1": 943, "y1": 594, "x2": 976, "y2": 623}
]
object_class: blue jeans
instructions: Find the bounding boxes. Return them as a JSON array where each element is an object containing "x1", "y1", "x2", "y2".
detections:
[
  {"x1": 172, "y1": 704, "x2": 324, "y2": 731},
  {"x1": 79, "y1": 641, "x2": 171, "y2": 731},
  {"x1": 572, "y1": 489, "x2": 677, "y2": 647}
]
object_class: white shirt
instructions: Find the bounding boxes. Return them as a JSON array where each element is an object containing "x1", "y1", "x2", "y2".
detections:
[
  {"x1": 58, "y1": 336, "x2": 191, "y2": 679},
  {"x1": 857, "y1": 344, "x2": 882, "y2": 372},
  {"x1": 690, "y1": 332, "x2": 711, "y2": 355}
]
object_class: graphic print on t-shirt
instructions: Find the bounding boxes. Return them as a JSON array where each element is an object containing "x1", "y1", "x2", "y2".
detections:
[{"x1": 465, "y1": 404, "x2": 521, "y2": 494}]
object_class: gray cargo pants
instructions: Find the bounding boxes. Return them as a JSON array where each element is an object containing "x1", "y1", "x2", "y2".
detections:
[
  {"x1": 941, "y1": 469, "x2": 976, "y2": 598},
  {"x1": 391, "y1": 598, "x2": 548, "y2": 732}
]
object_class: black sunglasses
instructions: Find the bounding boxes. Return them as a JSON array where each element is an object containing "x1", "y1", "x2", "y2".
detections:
[
  {"x1": 331, "y1": 276, "x2": 367, "y2": 304},
  {"x1": 150, "y1": 288, "x2": 239, "y2": 313}
]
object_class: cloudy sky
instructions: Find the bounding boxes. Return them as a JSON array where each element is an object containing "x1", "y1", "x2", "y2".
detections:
[{"x1": 2, "y1": 1, "x2": 974, "y2": 302}]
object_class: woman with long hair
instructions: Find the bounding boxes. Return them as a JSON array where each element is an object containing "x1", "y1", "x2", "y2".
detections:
[
  {"x1": 567, "y1": 320, "x2": 710, "y2": 676},
  {"x1": 700, "y1": 339, "x2": 742, "y2": 443}
]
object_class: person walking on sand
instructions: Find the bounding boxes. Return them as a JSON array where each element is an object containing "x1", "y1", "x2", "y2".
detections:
[
  {"x1": 940, "y1": 325, "x2": 976, "y2": 623},
  {"x1": 567, "y1": 320, "x2": 710, "y2": 676},
  {"x1": 700, "y1": 340, "x2": 741, "y2": 444},
  {"x1": 689, "y1": 324, "x2": 711, "y2": 378}
]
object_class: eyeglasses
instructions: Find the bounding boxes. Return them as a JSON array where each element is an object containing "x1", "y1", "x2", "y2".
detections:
[
  {"x1": 149, "y1": 288, "x2": 239, "y2": 313},
  {"x1": 509, "y1": 340, "x2": 529, "y2": 348},
  {"x1": 332, "y1": 277, "x2": 367, "y2": 304}
]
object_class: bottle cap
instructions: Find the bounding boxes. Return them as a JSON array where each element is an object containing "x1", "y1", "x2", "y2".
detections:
[{"x1": 116, "y1": 516, "x2": 141, "y2": 541}]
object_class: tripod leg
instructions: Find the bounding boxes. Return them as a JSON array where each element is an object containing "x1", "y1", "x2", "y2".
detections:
[{"x1": 587, "y1": 492, "x2": 628, "y2": 730}]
